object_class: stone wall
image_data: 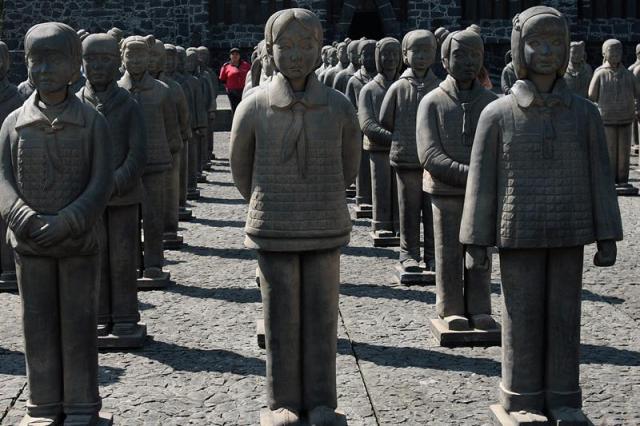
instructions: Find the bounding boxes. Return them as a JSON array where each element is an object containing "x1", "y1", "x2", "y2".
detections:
[{"x1": 3, "y1": 0, "x2": 640, "y2": 84}]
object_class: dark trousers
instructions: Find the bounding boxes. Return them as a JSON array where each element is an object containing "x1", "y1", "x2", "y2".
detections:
[
  {"x1": 188, "y1": 134, "x2": 201, "y2": 191},
  {"x1": 604, "y1": 123, "x2": 632, "y2": 184},
  {"x1": 227, "y1": 89, "x2": 243, "y2": 113},
  {"x1": 499, "y1": 247, "x2": 584, "y2": 413},
  {"x1": 258, "y1": 248, "x2": 340, "y2": 412},
  {"x1": 164, "y1": 152, "x2": 181, "y2": 237},
  {"x1": 356, "y1": 149, "x2": 372, "y2": 207},
  {"x1": 431, "y1": 195, "x2": 491, "y2": 318},
  {"x1": 395, "y1": 168, "x2": 434, "y2": 263},
  {"x1": 16, "y1": 253, "x2": 101, "y2": 418},
  {"x1": 369, "y1": 151, "x2": 398, "y2": 233},
  {"x1": 179, "y1": 144, "x2": 188, "y2": 208},
  {"x1": 99, "y1": 204, "x2": 141, "y2": 325},
  {"x1": 141, "y1": 172, "x2": 165, "y2": 271}
]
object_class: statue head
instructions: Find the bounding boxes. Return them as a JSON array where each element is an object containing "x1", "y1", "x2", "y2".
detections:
[
  {"x1": 569, "y1": 41, "x2": 586, "y2": 66},
  {"x1": 107, "y1": 27, "x2": 124, "y2": 44},
  {"x1": 337, "y1": 41, "x2": 349, "y2": 65},
  {"x1": 511, "y1": 6, "x2": 569, "y2": 79},
  {"x1": 164, "y1": 43, "x2": 177, "y2": 74},
  {"x1": 359, "y1": 39, "x2": 377, "y2": 73},
  {"x1": 401, "y1": 29, "x2": 437, "y2": 73},
  {"x1": 441, "y1": 30, "x2": 484, "y2": 85},
  {"x1": 328, "y1": 47, "x2": 338, "y2": 66},
  {"x1": 175, "y1": 46, "x2": 186, "y2": 73},
  {"x1": 602, "y1": 39, "x2": 623, "y2": 67},
  {"x1": 82, "y1": 33, "x2": 120, "y2": 89},
  {"x1": 196, "y1": 46, "x2": 210, "y2": 67},
  {"x1": 347, "y1": 39, "x2": 360, "y2": 67},
  {"x1": 185, "y1": 47, "x2": 199, "y2": 73},
  {"x1": 25, "y1": 22, "x2": 81, "y2": 95},
  {"x1": 147, "y1": 39, "x2": 167, "y2": 76},
  {"x1": 376, "y1": 37, "x2": 402, "y2": 79},
  {"x1": 321, "y1": 45, "x2": 330, "y2": 66},
  {"x1": 120, "y1": 35, "x2": 153, "y2": 77},
  {"x1": 0, "y1": 41, "x2": 10, "y2": 80}
]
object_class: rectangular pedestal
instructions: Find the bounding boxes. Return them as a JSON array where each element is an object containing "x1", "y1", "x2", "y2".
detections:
[
  {"x1": 429, "y1": 318, "x2": 501, "y2": 348},
  {"x1": 260, "y1": 408, "x2": 347, "y2": 426},
  {"x1": 392, "y1": 265, "x2": 435, "y2": 286},
  {"x1": 352, "y1": 205, "x2": 373, "y2": 219},
  {"x1": 0, "y1": 280, "x2": 17, "y2": 292},
  {"x1": 345, "y1": 188, "x2": 356, "y2": 198},
  {"x1": 256, "y1": 319, "x2": 265, "y2": 349},
  {"x1": 370, "y1": 231, "x2": 400, "y2": 247},
  {"x1": 163, "y1": 235, "x2": 184, "y2": 250},
  {"x1": 186, "y1": 189, "x2": 201, "y2": 200},
  {"x1": 489, "y1": 404, "x2": 548, "y2": 425},
  {"x1": 178, "y1": 209, "x2": 193, "y2": 221},
  {"x1": 98, "y1": 324, "x2": 147, "y2": 349},
  {"x1": 616, "y1": 184, "x2": 639, "y2": 196},
  {"x1": 137, "y1": 275, "x2": 173, "y2": 290}
]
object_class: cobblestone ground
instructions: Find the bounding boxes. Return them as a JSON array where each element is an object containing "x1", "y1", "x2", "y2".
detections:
[{"x1": 1, "y1": 127, "x2": 639, "y2": 425}]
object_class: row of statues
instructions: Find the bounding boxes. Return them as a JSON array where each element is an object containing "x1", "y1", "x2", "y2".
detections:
[
  {"x1": 231, "y1": 5, "x2": 622, "y2": 426},
  {"x1": 0, "y1": 5, "x2": 626, "y2": 426},
  {"x1": 0, "y1": 22, "x2": 221, "y2": 425}
]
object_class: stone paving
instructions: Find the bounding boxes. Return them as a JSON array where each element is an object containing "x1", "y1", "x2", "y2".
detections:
[{"x1": 1, "y1": 129, "x2": 639, "y2": 425}]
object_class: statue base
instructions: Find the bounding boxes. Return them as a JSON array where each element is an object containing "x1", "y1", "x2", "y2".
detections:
[
  {"x1": 370, "y1": 231, "x2": 400, "y2": 247},
  {"x1": 20, "y1": 412, "x2": 113, "y2": 426},
  {"x1": 260, "y1": 408, "x2": 347, "y2": 426},
  {"x1": 548, "y1": 407, "x2": 590, "y2": 425},
  {"x1": 616, "y1": 183, "x2": 639, "y2": 196},
  {"x1": 345, "y1": 187, "x2": 356, "y2": 198},
  {"x1": 163, "y1": 233, "x2": 184, "y2": 250},
  {"x1": 178, "y1": 208, "x2": 193, "y2": 221},
  {"x1": 203, "y1": 162, "x2": 212, "y2": 171},
  {"x1": 0, "y1": 277, "x2": 17, "y2": 292},
  {"x1": 429, "y1": 318, "x2": 501, "y2": 347},
  {"x1": 256, "y1": 318, "x2": 265, "y2": 349},
  {"x1": 392, "y1": 265, "x2": 435, "y2": 286},
  {"x1": 352, "y1": 204, "x2": 372, "y2": 219},
  {"x1": 137, "y1": 271, "x2": 173, "y2": 290},
  {"x1": 98, "y1": 323, "x2": 147, "y2": 349},
  {"x1": 197, "y1": 174, "x2": 208, "y2": 184},
  {"x1": 187, "y1": 189, "x2": 201, "y2": 200},
  {"x1": 489, "y1": 404, "x2": 548, "y2": 425}
]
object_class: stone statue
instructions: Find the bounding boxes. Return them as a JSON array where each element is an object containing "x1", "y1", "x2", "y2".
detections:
[
  {"x1": 332, "y1": 39, "x2": 359, "y2": 93},
  {"x1": 632, "y1": 43, "x2": 640, "y2": 153},
  {"x1": 563, "y1": 41, "x2": 592, "y2": 98},
  {"x1": 589, "y1": 38, "x2": 639, "y2": 195},
  {"x1": 78, "y1": 33, "x2": 148, "y2": 348},
  {"x1": 0, "y1": 41, "x2": 23, "y2": 292},
  {"x1": 166, "y1": 44, "x2": 194, "y2": 221},
  {"x1": 196, "y1": 46, "x2": 218, "y2": 163},
  {"x1": 347, "y1": 39, "x2": 377, "y2": 219},
  {"x1": 0, "y1": 22, "x2": 114, "y2": 425},
  {"x1": 322, "y1": 40, "x2": 348, "y2": 87},
  {"x1": 107, "y1": 27, "x2": 123, "y2": 45},
  {"x1": 185, "y1": 47, "x2": 209, "y2": 195},
  {"x1": 432, "y1": 27, "x2": 450, "y2": 80},
  {"x1": 460, "y1": 7, "x2": 623, "y2": 425},
  {"x1": 416, "y1": 30, "x2": 499, "y2": 344},
  {"x1": 319, "y1": 46, "x2": 338, "y2": 83},
  {"x1": 148, "y1": 39, "x2": 191, "y2": 249},
  {"x1": 315, "y1": 45, "x2": 331, "y2": 77},
  {"x1": 380, "y1": 30, "x2": 440, "y2": 283},
  {"x1": 230, "y1": 9, "x2": 359, "y2": 425},
  {"x1": 118, "y1": 35, "x2": 179, "y2": 288},
  {"x1": 243, "y1": 40, "x2": 276, "y2": 99},
  {"x1": 501, "y1": 50, "x2": 517, "y2": 94},
  {"x1": 359, "y1": 37, "x2": 402, "y2": 247}
]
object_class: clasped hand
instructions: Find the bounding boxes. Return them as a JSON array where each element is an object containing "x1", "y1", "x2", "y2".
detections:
[{"x1": 28, "y1": 215, "x2": 70, "y2": 247}]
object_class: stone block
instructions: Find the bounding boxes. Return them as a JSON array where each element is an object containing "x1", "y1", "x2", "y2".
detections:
[
  {"x1": 392, "y1": 264, "x2": 435, "y2": 286},
  {"x1": 137, "y1": 273, "x2": 173, "y2": 290},
  {"x1": 369, "y1": 231, "x2": 400, "y2": 247},
  {"x1": 429, "y1": 318, "x2": 501, "y2": 348},
  {"x1": 489, "y1": 404, "x2": 548, "y2": 425},
  {"x1": 98, "y1": 323, "x2": 147, "y2": 350}
]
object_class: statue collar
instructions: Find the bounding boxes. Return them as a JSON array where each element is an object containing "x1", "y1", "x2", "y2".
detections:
[
  {"x1": 119, "y1": 71, "x2": 154, "y2": 92},
  {"x1": 510, "y1": 78, "x2": 572, "y2": 109},
  {"x1": 439, "y1": 75, "x2": 485, "y2": 104},
  {"x1": 399, "y1": 68, "x2": 438, "y2": 88},
  {"x1": 268, "y1": 73, "x2": 328, "y2": 109},
  {"x1": 16, "y1": 90, "x2": 86, "y2": 130}
]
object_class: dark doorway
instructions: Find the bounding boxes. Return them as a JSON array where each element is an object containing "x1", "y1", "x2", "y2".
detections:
[{"x1": 348, "y1": 11, "x2": 385, "y2": 40}]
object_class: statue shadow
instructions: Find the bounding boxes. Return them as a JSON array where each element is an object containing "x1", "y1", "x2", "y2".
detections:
[
  {"x1": 139, "y1": 301, "x2": 156, "y2": 311},
  {"x1": 196, "y1": 196, "x2": 245, "y2": 205},
  {"x1": 581, "y1": 288, "x2": 625, "y2": 304},
  {"x1": 581, "y1": 343, "x2": 640, "y2": 366},
  {"x1": 341, "y1": 245, "x2": 397, "y2": 260},
  {"x1": 190, "y1": 217, "x2": 245, "y2": 228},
  {"x1": 340, "y1": 282, "x2": 434, "y2": 304},
  {"x1": 205, "y1": 180, "x2": 235, "y2": 187},
  {"x1": 338, "y1": 339, "x2": 500, "y2": 377},
  {"x1": 168, "y1": 283, "x2": 261, "y2": 304},
  {"x1": 180, "y1": 244, "x2": 255, "y2": 260},
  {"x1": 165, "y1": 259, "x2": 185, "y2": 266},
  {"x1": 137, "y1": 339, "x2": 265, "y2": 375}
]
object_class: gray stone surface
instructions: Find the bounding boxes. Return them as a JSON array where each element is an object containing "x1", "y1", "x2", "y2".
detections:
[{"x1": 1, "y1": 128, "x2": 639, "y2": 425}]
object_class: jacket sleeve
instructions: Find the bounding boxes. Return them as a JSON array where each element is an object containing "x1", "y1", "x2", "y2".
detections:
[
  {"x1": 585, "y1": 102, "x2": 623, "y2": 241},
  {"x1": 161, "y1": 85, "x2": 181, "y2": 153},
  {"x1": 379, "y1": 85, "x2": 397, "y2": 133},
  {"x1": 59, "y1": 113, "x2": 114, "y2": 237},
  {"x1": 501, "y1": 68, "x2": 511, "y2": 95},
  {"x1": 341, "y1": 99, "x2": 362, "y2": 188},
  {"x1": 174, "y1": 83, "x2": 192, "y2": 142},
  {"x1": 114, "y1": 100, "x2": 147, "y2": 197},
  {"x1": 229, "y1": 95, "x2": 256, "y2": 201},
  {"x1": 358, "y1": 86, "x2": 391, "y2": 149},
  {"x1": 417, "y1": 96, "x2": 468, "y2": 188},
  {"x1": 588, "y1": 71, "x2": 601, "y2": 103},
  {"x1": 459, "y1": 104, "x2": 500, "y2": 247},
  {"x1": 346, "y1": 78, "x2": 358, "y2": 109},
  {"x1": 0, "y1": 112, "x2": 37, "y2": 237}
]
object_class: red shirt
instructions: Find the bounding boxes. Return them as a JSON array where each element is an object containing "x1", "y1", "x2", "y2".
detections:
[{"x1": 219, "y1": 60, "x2": 251, "y2": 91}]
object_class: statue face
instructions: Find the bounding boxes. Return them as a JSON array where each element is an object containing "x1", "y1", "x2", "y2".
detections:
[
  {"x1": 122, "y1": 44, "x2": 149, "y2": 75},
  {"x1": 361, "y1": 44, "x2": 376, "y2": 72},
  {"x1": 165, "y1": 51, "x2": 177, "y2": 73},
  {"x1": 185, "y1": 53, "x2": 198, "y2": 73},
  {"x1": 27, "y1": 47, "x2": 74, "y2": 94},
  {"x1": 147, "y1": 50, "x2": 165, "y2": 75},
  {"x1": 569, "y1": 45, "x2": 584, "y2": 64},
  {"x1": 348, "y1": 48, "x2": 360, "y2": 67},
  {"x1": 604, "y1": 43, "x2": 622, "y2": 66},
  {"x1": 329, "y1": 49, "x2": 338, "y2": 66},
  {"x1": 83, "y1": 46, "x2": 120, "y2": 87},
  {"x1": 447, "y1": 39, "x2": 482, "y2": 84},
  {"x1": 338, "y1": 44, "x2": 348, "y2": 64},
  {"x1": 405, "y1": 37, "x2": 435, "y2": 73},
  {"x1": 176, "y1": 52, "x2": 186, "y2": 72},
  {"x1": 380, "y1": 43, "x2": 401, "y2": 74},
  {"x1": 321, "y1": 50, "x2": 328, "y2": 65},
  {"x1": 272, "y1": 19, "x2": 319, "y2": 81},
  {"x1": 522, "y1": 15, "x2": 566, "y2": 76},
  {"x1": 197, "y1": 50, "x2": 207, "y2": 65}
]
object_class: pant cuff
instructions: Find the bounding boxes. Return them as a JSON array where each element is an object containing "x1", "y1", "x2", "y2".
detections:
[
  {"x1": 545, "y1": 388, "x2": 582, "y2": 409},
  {"x1": 26, "y1": 401, "x2": 63, "y2": 418},
  {"x1": 63, "y1": 400, "x2": 102, "y2": 415},
  {"x1": 499, "y1": 382, "x2": 544, "y2": 412}
]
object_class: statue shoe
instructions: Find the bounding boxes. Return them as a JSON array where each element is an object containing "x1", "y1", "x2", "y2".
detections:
[
  {"x1": 442, "y1": 315, "x2": 470, "y2": 331},
  {"x1": 143, "y1": 267, "x2": 166, "y2": 280},
  {"x1": 308, "y1": 406, "x2": 339, "y2": 426},
  {"x1": 269, "y1": 408, "x2": 300, "y2": 426},
  {"x1": 548, "y1": 406, "x2": 589, "y2": 425},
  {"x1": 470, "y1": 314, "x2": 498, "y2": 331},
  {"x1": 400, "y1": 258, "x2": 422, "y2": 273}
]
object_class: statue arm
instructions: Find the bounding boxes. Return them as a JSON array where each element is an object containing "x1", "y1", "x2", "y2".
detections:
[
  {"x1": 358, "y1": 88, "x2": 392, "y2": 148},
  {"x1": 341, "y1": 100, "x2": 362, "y2": 188},
  {"x1": 588, "y1": 72, "x2": 600, "y2": 103},
  {"x1": 378, "y1": 86, "x2": 396, "y2": 133},
  {"x1": 417, "y1": 97, "x2": 468, "y2": 188},
  {"x1": 114, "y1": 102, "x2": 147, "y2": 196},
  {"x1": 161, "y1": 87, "x2": 181, "y2": 153},
  {"x1": 229, "y1": 95, "x2": 256, "y2": 201},
  {"x1": 176, "y1": 85, "x2": 192, "y2": 142}
]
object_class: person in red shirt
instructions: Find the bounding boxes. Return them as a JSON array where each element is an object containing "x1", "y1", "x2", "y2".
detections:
[{"x1": 219, "y1": 47, "x2": 251, "y2": 112}]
